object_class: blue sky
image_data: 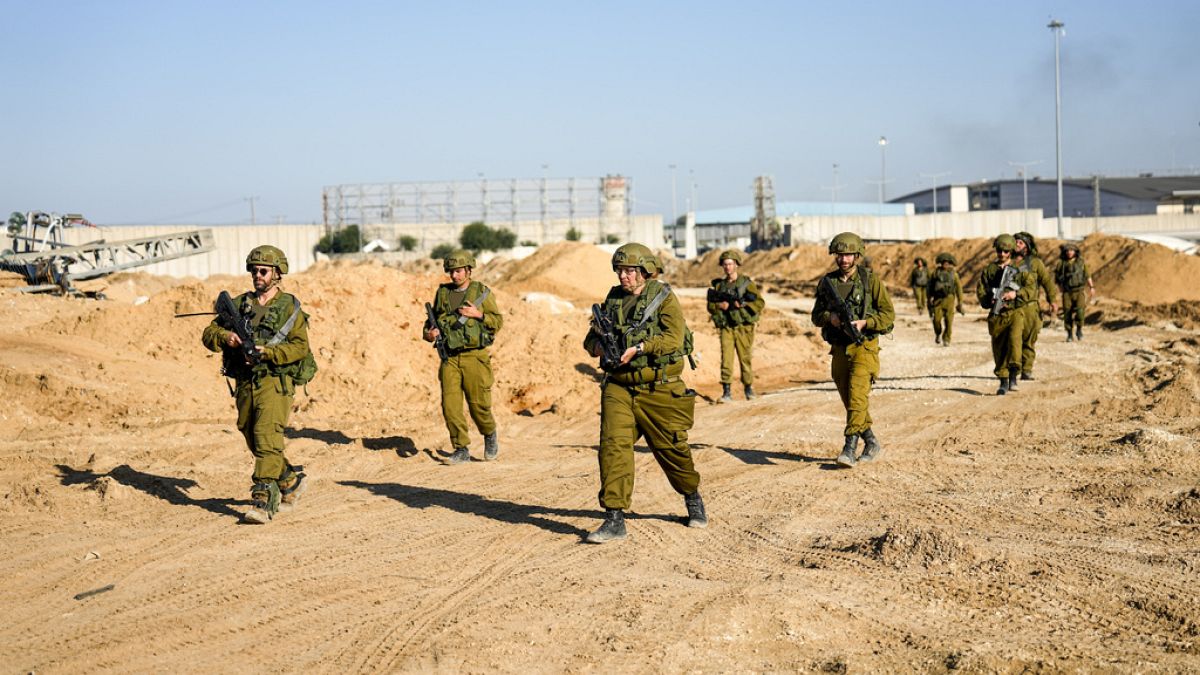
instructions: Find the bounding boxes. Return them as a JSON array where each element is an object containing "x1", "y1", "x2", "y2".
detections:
[{"x1": 3, "y1": 1, "x2": 1197, "y2": 225}]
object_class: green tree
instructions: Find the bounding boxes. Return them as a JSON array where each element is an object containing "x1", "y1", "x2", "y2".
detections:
[
  {"x1": 430, "y1": 242, "x2": 456, "y2": 260},
  {"x1": 315, "y1": 225, "x2": 361, "y2": 254},
  {"x1": 565, "y1": 227, "x2": 581, "y2": 241},
  {"x1": 460, "y1": 221, "x2": 516, "y2": 251},
  {"x1": 398, "y1": 235, "x2": 417, "y2": 252}
]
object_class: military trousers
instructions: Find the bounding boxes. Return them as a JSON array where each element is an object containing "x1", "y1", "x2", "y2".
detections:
[
  {"x1": 719, "y1": 324, "x2": 756, "y2": 385},
  {"x1": 829, "y1": 338, "x2": 880, "y2": 437},
  {"x1": 597, "y1": 379, "x2": 699, "y2": 511},
  {"x1": 1020, "y1": 303, "x2": 1042, "y2": 375},
  {"x1": 987, "y1": 309, "x2": 1026, "y2": 378},
  {"x1": 913, "y1": 286, "x2": 927, "y2": 312},
  {"x1": 236, "y1": 375, "x2": 296, "y2": 485},
  {"x1": 440, "y1": 349, "x2": 496, "y2": 449},
  {"x1": 929, "y1": 296, "x2": 956, "y2": 344},
  {"x1": 1062, "y1": 289, "x2": 1087, "y2": 331}
]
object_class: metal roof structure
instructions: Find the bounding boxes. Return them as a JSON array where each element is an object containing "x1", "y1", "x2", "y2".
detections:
[{"x1": 694, "y1": 200, "x2": 909, "y2": 225}]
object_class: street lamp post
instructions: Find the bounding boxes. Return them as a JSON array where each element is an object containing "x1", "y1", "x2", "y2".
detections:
[
  {"x1": 874, "y1": 137, "x2": 890, "y2": 242},
  {"x1": 919, "y1": 171, "x2": 950, "y2": 236},
  {"x1": 1049, "y1": 19, "x2": 1066, "y2": 238},
  {"x1": 1008, "y1": 160, "x2": 1043, "y2": 231},
  {"x1": 669, "y1": 163, "x2": 677, "y2": 227},
  {"x1": 821, "y1": 163, "x2": 842, "y2": 217}
]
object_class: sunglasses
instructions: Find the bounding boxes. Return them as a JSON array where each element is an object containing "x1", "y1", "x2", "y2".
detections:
[{"x1": 250, "y1": 267, "x2": 274, "y2": 277}]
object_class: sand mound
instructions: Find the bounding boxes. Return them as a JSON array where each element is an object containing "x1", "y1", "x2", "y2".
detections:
[
  {"x1": 481, "y1": 241, "x2": 615, "y2": 304},
  {"x1": 845, "y1": 524, "x2": 978, "y2": 570}
]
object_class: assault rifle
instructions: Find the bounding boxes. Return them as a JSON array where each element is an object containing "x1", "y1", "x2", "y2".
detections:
[
  {"x1": 215, "y1": 290, "x2": 261, "y2": 365},
  {"x1": 817, "y1": 276, "x2": 865, "y2": 345},
  {"x1": 424, "y1": 302, "x2": 450, "y2": 362},
  {"x1": 706, "y1": 287, "x2": 759, "y2": 308},
  {"x1": 590, "y1": 304, "x2": 625, "y2": 372},
  {"x1": 987, "y1": 265, "x2": 1020, "y2": 316}
]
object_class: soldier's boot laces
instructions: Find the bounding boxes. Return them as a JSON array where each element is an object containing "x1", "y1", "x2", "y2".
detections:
[
  {"x1": 859, "y1": 428, "x2": 882, "y2": 462},
  {"x1": 744, "y1": 385, "x2": 756, "y2": 400},
  {"x1": 684, "y1": 491, "x2": 708, "y2": 529},
  {"x1": 244, "y1": 481, "x2": 281, "y2": 524},
  {"x1": 483, "y1": 432, "x2": 499, "y2": 461},
  {"x1": 447, "y1": 447, "x2": 471, "y2": 465},
  {"x1": 1008, "y1": 372, "x2": 1020, "y2": 392},
  {"x1": 277, "y1": 471, "x2": 307, "y2": 512},
  {"x1": 997, "y1": 378, "x2": 1010, "y2": 396},
  {"x1": 586, "y1": 509, "x2": 627, "y2": 544},
  {"x1": 718, "y1": 383, "x2": 732, "y2": 404},
  {"x1": 836, "y1": 435, "x2": 859, "y2": 468}
]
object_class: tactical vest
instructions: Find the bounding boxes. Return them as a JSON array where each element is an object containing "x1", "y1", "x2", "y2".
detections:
[
  {"x1": 912, "y1": 268, "x2": 929, "y2": 287},
  {"x1": 930, "y1": 269, "x2": 955, "y2": 298},
  {"x1": 1056, "y1": 260, "x2": 1087, "y2": 290},
  {"x1": 435, "y1": 281, "x2": 495, "y2": 352},
  {"x1": 1014, "y1": 259, "x2": 1034, "y2": 307},
  {"x1": 820, "y1": 268, "x2": 890, "y2": 346},
  {"x1": 710, "y1": 276, "x2": 758, "y2": 328},
  {"x1": 226, "y1": 291, "x2": 318, "y2": 386},
  {"x1": 602, "y1": 279, "x2": 693, "y2": 371}
]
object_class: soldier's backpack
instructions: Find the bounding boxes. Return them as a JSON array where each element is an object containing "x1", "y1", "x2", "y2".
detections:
[
  {"x1": 930, "y1": 269, "x2": 955, "y2": 298},
  {"x1": 268, "y1": 298, "x2": 319, "y2": 387}
]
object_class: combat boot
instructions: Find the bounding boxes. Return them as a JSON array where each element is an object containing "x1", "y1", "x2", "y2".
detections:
[
  {"x1": 1007, "y1": 372, "x2": 1019, "y2": 392},
  {"x1": 836, "y1": 435, "x2": 859, "y2": 468},
  {"x1": 859, "y1": 428, "x2": 882, "y2": 462},
  {"x1": 744, "y1": 385, "x2": 756, "y2": 400},
  {"x1": 684, "y1": 491, "x2": 708, "y2": 528},
  {"x1": 277, "y1": 471, "x2": 307, "y2": 512},
  {"x1": 447, "y1": 447, "x2": 471, "y2": 464},
  {"x1": 585, "y1": 509, "x2": 627, "y2": 544},
  {"x1": 997, "y1": 378, "x2": 1009, "y2": 395},
  {"x1": 244, "y1": 481, "x2": 281, "y2": 524},
  {"x1": 1066, "y1": 328, "x2": 1074, "y2": 342},
  {"x1": 719, "y1": 383, "x2": 732, "y2": 404},
  {"x1": 934, "y1": 335, "x2": 941, "y2": 345},
  {"x1": 1020, "y1": 372, "x2": 1034, "y2": 381},
  {"x1": 484, "y1": 432, "x2": 499, "y2": 461},
  {"x1": 1075, "y1": 326, "x2": 1083, "y2": 341}
]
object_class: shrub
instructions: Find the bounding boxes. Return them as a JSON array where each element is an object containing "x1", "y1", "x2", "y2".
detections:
[
  {"x1": 398, "y1": 235, "x2": 417, "y2": 252},
  {"x1": 460, "y1": 221, "x2": 516, "y2": 251},
  {"x1": 315, "y1": 225, "x2": 361, "y2": 254},
  {"x1": 565, "y1": 227, "x2": 581, "y2": 241},
  {"x1": 430, "y1": 243, "x2": 456, "y2": 260}
]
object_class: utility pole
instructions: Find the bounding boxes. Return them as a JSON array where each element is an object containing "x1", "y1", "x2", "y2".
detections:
[
  {"x1": 821, "y1": 163, "x2": 844, "y2": 217},
  {"x1": 919, "y1": 171, "x2": 951, "y2": 236},
  {"x1": 668, "y1": 163, "x2": 678, "y2": 227},
  {"x1": 1008, "y1": 160, "x2": 1043, "y2": 231},
  {"x1": 244, "y1": 196, "x2": 259, "y2": 225},
  {"x1": 1049, "y1": 19, "x2": 1066, "y2": 238}
]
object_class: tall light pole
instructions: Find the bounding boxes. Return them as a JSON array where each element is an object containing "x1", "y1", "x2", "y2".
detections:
[
  {"x1": 1049, "y1": 19, "x2": 1065, "y2": 238},
  {"x1": 1008, "y1": 159, "x2": 1043, "y2": 231},
  {"x1": 878, "y1": 136, "x2": 889, "y2": 203},
  {"x1": 821, "y1": 163, "x2": 843, "y2": 217},
  {"x1": 919, "y1": 171, "x2": 950, "y2": 236},
  {"x1": 668, "y1": 163, "x2": 677, "y2": 226}
]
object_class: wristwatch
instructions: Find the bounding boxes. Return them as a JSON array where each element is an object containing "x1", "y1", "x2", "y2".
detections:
[{"x1": 636, "y1": 342, "x2": 645, "y2": 355}]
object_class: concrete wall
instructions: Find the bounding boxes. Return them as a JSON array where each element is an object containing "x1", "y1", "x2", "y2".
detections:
[
  {"x1": 53, "y1": 224, "x2": 324, "y2": 278},
  {"x1": 362, "y1": 214, "x2": 665, "y2": 251}
]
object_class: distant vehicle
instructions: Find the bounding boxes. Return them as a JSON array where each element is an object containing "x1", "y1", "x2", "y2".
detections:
[{"x1": 1, "y1": 210, "x2": 215, "y2": 295}]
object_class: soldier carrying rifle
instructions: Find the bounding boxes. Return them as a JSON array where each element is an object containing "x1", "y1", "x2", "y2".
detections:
[
  {"x1": 976, "y1": 234, "x2": 1037, "y2": 396},
  {"x1": 706, "y1": 249, "x2": 766, "y2": 403}
]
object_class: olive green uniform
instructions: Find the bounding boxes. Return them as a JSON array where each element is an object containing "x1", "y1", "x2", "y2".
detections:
[
  {"x1": 928, "y1": 266, "x2": 963, "y2": 345},
  {"x1": 202, "y1": 291, "x2": 310, "y2": 486},
  {"x1": 976, "y1": 263, "x2": 1037, "y2": 378},
  {"x1": 584, "y1": 280, "x2": 699, "y2": 511},
  {"x1": 706, "y1": 275, "x2": 765, "y2": 386},
  {"x1": 1019, "y1": 255, "x2": 1058, "y2": 375},
  {"x1": 811, "y1": 268, "x2": 895, "y2": 437},
  {"x1": 432, "y1": 280, "x2": 503, "y2": 449},
  {"x1": 1055, "y1": 258, "x2": 1090, "y2": 334},
  {"x1": 910, "y1": 265, "x2": 929, "y2": 312}
]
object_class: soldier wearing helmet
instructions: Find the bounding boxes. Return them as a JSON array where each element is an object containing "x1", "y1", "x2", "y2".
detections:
[
  {"x1": 423, "y1": 248, "x2": 503, "y2": 464},
  {"x1": 910, "y1": 257, "x2": 930, "y2": 314},
  {"x1": 202, "y1": 245, "x2": 315, "y2": 523},
  {"x1": 1012, "y1": 232, "x2": 1058, "y2": 378},
  {"x1": 811, "y1": 232, "x2": 895, "y2": 468},
  {"x1": 928, "y1": 252, "x2": 965, "y2": 346},
  {"x1": 582, "y1": 242, "x2": 706, "y2": 543},
  {"x1": 706, "y1": 248, "x2": 766, "y2": 403},
  {"x1": 976, "y1": 234, "x2": 1038, "y2": 395},
  {"x1": 1054, "y1": 242, "x2": 1093, "y2": 342}
]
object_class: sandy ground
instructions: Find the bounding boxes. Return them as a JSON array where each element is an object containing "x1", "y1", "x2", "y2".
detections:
[{"x1": 1, "y1": 240, "x2": 1199, "y2": 673}]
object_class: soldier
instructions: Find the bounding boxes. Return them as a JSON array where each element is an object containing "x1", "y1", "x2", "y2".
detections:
[
  {"x1": 1055, "y1": 243, "x2": 1094, "y2": 342},
  {"x1": 423, "y1": 250, "x2": 503, "y2": 463},
  {"x1": 975, "y1": 234, "x2": 1036, "y2": 395},
  {"x1": 1013, "y1": 232, "x2": 1058, "y2": 379},
  {"x1": 202, "y1": 245, "x2": 315, "y2": 524},
  {"x1": 910, "y1": 257, "x2": 929, "y2": 313},
  {"x1": 811, "y1": 232, "x2": 895, "y2": 468},
  {"x1": 928, "y1": 253, "x2": 964, "y2": 346},
  {"x1": 583, "y1": 243, "x2": 705, "y2": 543},
  {"x1": 706, "y1": 249, "x2": 766, "y2": 403}
]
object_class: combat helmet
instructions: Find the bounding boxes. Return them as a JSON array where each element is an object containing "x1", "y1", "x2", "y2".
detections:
[
  {"x1": 935, "y1": 252, "x2": 957, "y2": 265},
  {"x1": 611, "y1": 242, "x2": 660, "y2": 275},
  {"x1": 914, "y1": 256, "x2": 927, "y2": 266},
  {"x1": 1014, "y1": 231, "x2": 1038, "y2": 256},
  {"x1": 993, "y1": 233, "x2": 1016, "y2": 252},
  {"x1": 443, "y1": 249, "x2": 477, "y2": 272},
  {"x1": 718, "y1": 249, "x2": 743, "y2": 265},
  {"x1": 246, "y1": 245, "x2": 289, "y2": 274},
  {"x1": 828, "y1": 232, "x2": 865, "y2": 256}
]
